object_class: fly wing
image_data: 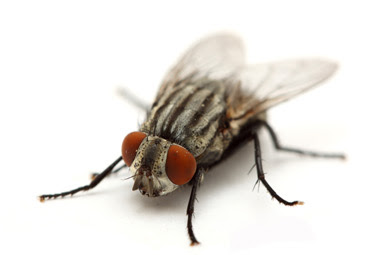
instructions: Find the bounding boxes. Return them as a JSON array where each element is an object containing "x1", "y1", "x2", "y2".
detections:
[
  {"x1": 227, "y1": 59, "x2": 338, "y2": 120},
  {"x1": 156, "y1": 33, "x2": 245, "y2": 100},
  {"x1": 155, "y1": 34, "x2": 337, "y2": 121}
]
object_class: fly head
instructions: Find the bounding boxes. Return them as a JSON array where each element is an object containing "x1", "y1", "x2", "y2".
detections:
[{"x1": 121, "y1": 132, "x2": 197, "y2": 197}]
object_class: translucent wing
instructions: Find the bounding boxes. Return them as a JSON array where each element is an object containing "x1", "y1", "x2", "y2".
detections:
[
  {"x1": 227, "y1": 59, "x2": 338, "y2": 120},
  {"x1": 155, "y1": 34, "x2": 337, "y2": 121},
  {"x1": 156, "y1": 33, "x2": 245, "y2": 100}
]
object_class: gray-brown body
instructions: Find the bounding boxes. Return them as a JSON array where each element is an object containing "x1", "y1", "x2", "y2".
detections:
[
  {"x1": 128, "y1": 36, "x2": 336, "y2": 198},
  {"x1": 140, "y1": 77, "x2": 262, "y2": 169}
]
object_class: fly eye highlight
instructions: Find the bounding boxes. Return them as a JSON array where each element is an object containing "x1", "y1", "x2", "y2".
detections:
[
  {"x1": 121, "y1": 132, "x2": 147, "y2": 166},
  {"x1": 165, "y1": 144, "x2": 197, "y2": 185}
]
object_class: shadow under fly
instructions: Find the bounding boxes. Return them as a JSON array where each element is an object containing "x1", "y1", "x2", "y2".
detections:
[{"x1": 39, "y1": 33, "x2": 345, "y2": 245}]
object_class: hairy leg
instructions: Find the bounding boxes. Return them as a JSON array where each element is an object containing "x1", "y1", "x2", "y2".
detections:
[
  {"x1": 257, "y1": 120, "x2": 345, "y2": 159},
  {"x1": 186, "y1": 168, "x2": 205, "y2": 245},
  {"x1": 39, "y1": 156, "x2": 123, "y2": 202},
  {"x1": 253, "y1": 133, "x2": 303, "y2": 206}
]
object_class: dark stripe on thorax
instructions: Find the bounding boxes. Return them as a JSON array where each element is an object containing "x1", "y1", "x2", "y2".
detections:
[
  {"x1": 149, "y1": 85, "x2": 183, "y2": 135},
  {"x1": 188, "y1": 88, "x2": 218, "y2": 131},
  {"x1": 160, "y1": 85, "x2": 202, "y2": 138}
]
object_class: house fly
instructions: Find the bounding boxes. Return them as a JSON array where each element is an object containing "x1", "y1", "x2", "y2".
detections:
[{"x1": 39, "y1": 33, "x2": 345, "y2": 245}]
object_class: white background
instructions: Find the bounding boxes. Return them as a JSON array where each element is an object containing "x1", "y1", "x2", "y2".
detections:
[{"x1": 1, "y1": 1, "x2": 379, "y2": 254}]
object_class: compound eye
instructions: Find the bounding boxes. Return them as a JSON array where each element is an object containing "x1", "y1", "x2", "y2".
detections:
[
  {"x1": 121, "y1": 132, "x2": 147, "y2": 166},
  {"x1": 165, "y1": 144, "x2": 196, "y2": 185}
]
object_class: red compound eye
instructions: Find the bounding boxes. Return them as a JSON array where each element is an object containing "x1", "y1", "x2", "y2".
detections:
[
  {"x1": 121, "y1": 132, "x2": 147, "y2": 166},
  {"x1": 165, "y1": 144, "x2": 196, "y2": 185}
]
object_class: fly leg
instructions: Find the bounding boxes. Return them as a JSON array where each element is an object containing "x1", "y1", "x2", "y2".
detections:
[
  {"x1": 116, "y1": 87, "x2": 151, "y2": 112},
  {"x1": 90, "y1": 163, "x2": 127, "y2": 180},
  {"x1": 253, "y1": 133, "x2": 302, "y2": 206},
  {"x1": 186, "y1": 168, "x2": 205, "y2": 245},
  {"x1": 39, "y1": 156, "x2": 123, "y2": 202},
  {"x1": 258, "y1": 120, "x2": 345, "y2": 159}
]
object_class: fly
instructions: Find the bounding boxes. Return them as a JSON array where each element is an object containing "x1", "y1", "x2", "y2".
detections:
[{"x1": 39, "y1": 33, "x2": 345, "y2": 245}]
